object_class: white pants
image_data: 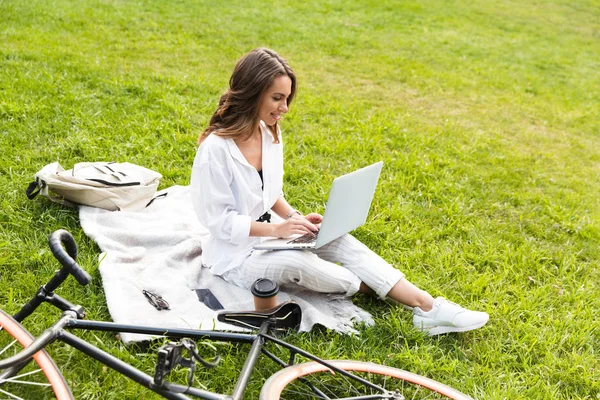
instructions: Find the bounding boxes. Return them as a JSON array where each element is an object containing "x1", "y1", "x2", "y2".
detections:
[{"x1": 222, "y1": 234, "x2": 405, "y2": 299}]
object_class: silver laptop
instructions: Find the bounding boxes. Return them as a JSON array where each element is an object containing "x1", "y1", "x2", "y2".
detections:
[{"x1": 253, "y1": 161, "x2": 383, "y2": 251}]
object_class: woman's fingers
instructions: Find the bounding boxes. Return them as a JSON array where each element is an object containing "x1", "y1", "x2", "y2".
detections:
[
  {"x1": 274, "y1": 216, "x2": 318, "y2": 238},
  {"x1": 304, "y1": 213, "x2": 323, "y2": 224},
  {"x1": 289, "y1": 223, "x2": 312, "y2": 235},
  {"x1": 290, "y1": 214, "x2": 319, "y2": 232}
]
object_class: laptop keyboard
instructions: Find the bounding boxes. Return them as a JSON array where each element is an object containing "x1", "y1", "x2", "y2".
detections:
[{"x1": 287, "y1": 230, "x2": 319, "y2": 245}]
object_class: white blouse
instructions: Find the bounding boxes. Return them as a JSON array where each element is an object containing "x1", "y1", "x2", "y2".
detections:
[{"x1": 190, "y1": 121, "x2": 284, "y2": 275}]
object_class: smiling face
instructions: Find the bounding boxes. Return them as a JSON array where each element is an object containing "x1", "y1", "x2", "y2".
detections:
[{"x1": 258, "y1": 74, "x2": 292, "y2": 127}]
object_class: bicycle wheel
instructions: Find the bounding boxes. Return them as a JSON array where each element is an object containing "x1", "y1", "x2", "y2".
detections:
[
  {"x1": 0, "y1": 309, "x2": 73, "y2": 400},
  {"x1": 260, "y1": 360, "x2": 473, "y2": 400}
]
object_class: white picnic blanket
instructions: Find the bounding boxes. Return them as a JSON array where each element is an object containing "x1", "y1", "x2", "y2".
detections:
[{"x1": 79, "y1": 185, "x2": 373, "y2": 343}]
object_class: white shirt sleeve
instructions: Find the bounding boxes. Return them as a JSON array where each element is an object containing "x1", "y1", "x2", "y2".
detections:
[{"x1": 191, "y1": 153, "x2": 252, "y2": 245}]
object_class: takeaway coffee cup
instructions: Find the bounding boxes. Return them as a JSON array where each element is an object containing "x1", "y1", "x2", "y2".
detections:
[{"x1": 251, "y1": 278, "x2": 279, "y2": 311}]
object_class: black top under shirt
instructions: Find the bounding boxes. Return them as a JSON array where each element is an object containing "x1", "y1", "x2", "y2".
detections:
[
  {"x1": 256, "y1": 170, "x2": 271, "y2": 223},
  {"x1": 257, "y1": 169, "x2": 264, "y2": 190}
]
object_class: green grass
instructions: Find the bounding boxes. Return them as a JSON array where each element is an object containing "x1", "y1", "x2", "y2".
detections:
[{"x1": 1, "y1": 0, "x2": 599, "y2": 398}]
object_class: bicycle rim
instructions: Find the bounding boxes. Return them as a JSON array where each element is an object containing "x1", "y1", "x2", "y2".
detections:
[
  {"x1": 260, "y1": 360, "x2": 473, "y2": 400},
  {"x1": 0, "y1": 309, "x2": 73, "y2": 400}
]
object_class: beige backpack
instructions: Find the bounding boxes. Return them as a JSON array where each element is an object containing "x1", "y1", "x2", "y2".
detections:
[{"x1": 26, "y1": 162, "x2": 162, "y2": 211}]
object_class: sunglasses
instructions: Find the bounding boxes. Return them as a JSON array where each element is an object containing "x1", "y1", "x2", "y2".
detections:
[{"x1": 142, "y1": 290, "x2": 170, "y2": 311}]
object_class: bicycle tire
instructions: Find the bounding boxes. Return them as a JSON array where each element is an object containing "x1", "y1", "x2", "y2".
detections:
[
  {"x1": 260, "y1": 359, "x2": 473, "y2": 400},
  {"x1": 0, "y1": 309, "x2": 73, "y2": 400}
]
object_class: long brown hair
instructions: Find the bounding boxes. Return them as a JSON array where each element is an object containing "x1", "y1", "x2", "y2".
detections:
[{"x1": 198, "y1": 48, "x2": 296, "y2": 144}]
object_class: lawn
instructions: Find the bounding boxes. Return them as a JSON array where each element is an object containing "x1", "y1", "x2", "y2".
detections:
[{"x1": 1, "y1": 0, "x2": 599, "y2": 398}]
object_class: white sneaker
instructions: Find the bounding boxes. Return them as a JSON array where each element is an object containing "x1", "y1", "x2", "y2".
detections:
[{"x1": 413, "y1": 297, "x2": 489, "y2": 336}]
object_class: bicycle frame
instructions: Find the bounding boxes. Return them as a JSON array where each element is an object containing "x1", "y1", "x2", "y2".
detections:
[{"x1": 2, "y1": 297, "x2": 385, "y2": 400}]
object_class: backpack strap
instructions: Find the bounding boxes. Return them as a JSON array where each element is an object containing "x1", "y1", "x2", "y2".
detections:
[
  {"x1": 25, "y1": 178, "x2": 76, "y2": 208},
  {"x1": 145, "y1": 192, "x2": 168, "y2": 208},
  {"x1": 26, "y1": 180, "x2": 41, "y2": 199}
]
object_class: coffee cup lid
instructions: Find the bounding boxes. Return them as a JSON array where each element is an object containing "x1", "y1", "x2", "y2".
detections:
[{"x1": 251, "y1": 278, "x2": 279, "y2": 298}]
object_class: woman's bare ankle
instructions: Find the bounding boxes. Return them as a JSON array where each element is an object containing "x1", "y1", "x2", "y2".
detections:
[
  {"x1": 359, "y1": 282, "x2": 373, "y2": 294},
  {"x1": 386, "y1": 280, "x2": 434, "y2": 311},
  {"x1": 415, "y1": 295, "x2": 434, "y2": 312}
]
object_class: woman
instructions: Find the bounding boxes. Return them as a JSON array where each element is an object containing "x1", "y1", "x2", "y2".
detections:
[{"x1": 191, "y1": 48, "x2": 488, "y2": 336}]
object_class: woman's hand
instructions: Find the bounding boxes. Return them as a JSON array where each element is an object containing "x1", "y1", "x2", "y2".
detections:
[
  {"x1": 272, "y1": 214, "x2": 319, "y2": 238},
  {"x1": 304, "y1": 213, "x2": 323, "y2": 228}
]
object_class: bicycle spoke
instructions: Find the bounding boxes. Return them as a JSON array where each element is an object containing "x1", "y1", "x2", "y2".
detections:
[
  {"x1": 2, "y1": 368, "x2": 46, "y2": 382},
  {"x1": 1, "y1": 368, "x2": 52, "y2": 386},
  {"x1": 0, "y1": 386, "x2": 25, "y2": 400},
  {"x1": 0, "y1": 339, "x2": 18, "y2": 357},
  {"x1": 1, "y1": 378, "x2": 52, "y2": 387}
]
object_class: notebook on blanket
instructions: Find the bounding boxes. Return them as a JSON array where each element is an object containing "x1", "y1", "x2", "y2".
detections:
[{"x1": 79, "y1": 185, "x2": 374, "y2": 343}]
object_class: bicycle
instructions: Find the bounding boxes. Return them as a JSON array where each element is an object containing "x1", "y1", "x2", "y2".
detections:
[{"x1": 0, "y1": 229, "x2": 474, "y2": 399}]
